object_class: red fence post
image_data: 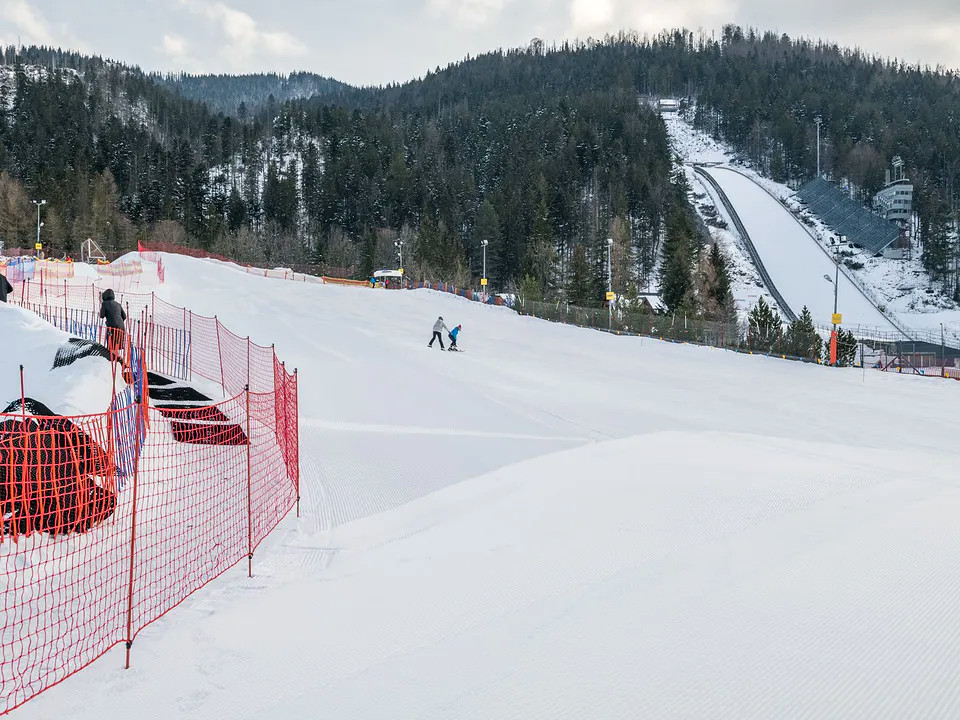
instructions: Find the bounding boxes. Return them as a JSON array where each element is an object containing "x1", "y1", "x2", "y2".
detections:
[
  {"x1": 294, "y1": 368, "x2": 300, "y2": 519},
  {"x1": 280, "y1": 360, "x2": 288, "y2": 490},
  {"x1": 188, "y1": 310, "x2": 193, "y2": 381},
  {"x1": 246, "y1": 384, "x2": 253, "y2": 578},
  {"x1": 124, "y1": 403, "x2": 141, "y2": 669},
  {"x1": 215, "y1": 316, "x2": 225, "y2": 392},
  {"x1": 149, "y1": 293, "x2": 156, "y2": 370}
]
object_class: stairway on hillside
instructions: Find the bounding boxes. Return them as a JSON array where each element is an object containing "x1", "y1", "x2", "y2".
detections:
[{"x1": 145, "y1": 372, "x2": 248, "y2": 446}]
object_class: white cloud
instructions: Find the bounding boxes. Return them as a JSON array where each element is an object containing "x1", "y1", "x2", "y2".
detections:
[
  {"x1": 175, "y1": 0, "x2": 307, "y2": 70},
  {"x1": 428, "y1": 0, "x2": 514, "y2": 27},
  {"x1": 0, "y1": 0, "x2": 58, "y2": 47},
  {"x1": 570, "y1": 0, "x2": 614, "y2": 33},
  {"x1": 566, "y1": 0, "x2": 739, "y2": 37},
  {"x1": 161, "y1": 33, "x2": 189, "y2": 59},
  {"x1": 630, "y1": 0, "x2": 737, "y2": 33}
]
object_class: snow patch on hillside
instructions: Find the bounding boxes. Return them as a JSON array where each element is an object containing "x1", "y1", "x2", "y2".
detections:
[
  {"x1": 0, "y1": 64, "x2": 79, "y2": 110},
  {"x1": 208, "y1": 131, "x2": 322, "y2": 232}
]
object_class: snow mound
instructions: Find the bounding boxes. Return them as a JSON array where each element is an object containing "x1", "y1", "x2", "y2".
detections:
[{"x1": 0, "y1": 304, "x2": 118, "y2": 416}]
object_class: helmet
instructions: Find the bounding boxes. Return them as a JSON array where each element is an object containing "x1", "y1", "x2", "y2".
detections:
[{"x1": 438, "y1": 316, "x2": 443, "y2": 320}]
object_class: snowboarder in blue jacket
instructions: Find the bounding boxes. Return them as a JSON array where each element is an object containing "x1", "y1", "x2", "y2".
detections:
[{"x1": 448, "y1": 324, "x2": 462, "y2": 351}]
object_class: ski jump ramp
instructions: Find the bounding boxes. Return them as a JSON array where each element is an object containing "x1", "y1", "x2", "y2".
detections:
[{"x1": 698, "y1": 166, "x2": 901, "y2": 335}]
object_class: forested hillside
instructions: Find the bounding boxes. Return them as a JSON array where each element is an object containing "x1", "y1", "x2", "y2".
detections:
[
  {"x1": 158, "y1": 72, "x2": 349, "y2": 116},
  {"x1": 2, "y1": 28, "x2": 960, "y2": 310},
  {"x1": 0, "y1": 41, "x2": 684, "y2": 309},
  {"x1": 685, "y1": 27, "x2": 960, "y2": 289}
]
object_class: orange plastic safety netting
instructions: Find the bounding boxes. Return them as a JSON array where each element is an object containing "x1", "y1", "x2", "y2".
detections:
[
  {"x1": 1, "y1": 284, "x2": 299, "y2": 714},
  {"x1": 0, "y1": 384, "x2": 298, "y2": 714}
]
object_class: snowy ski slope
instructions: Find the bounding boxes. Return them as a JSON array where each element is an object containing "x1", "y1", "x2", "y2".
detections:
[
  {"x1": 701, "y1": 167, "x2": 899, "y2": 334},
  {"x1": 19, "y1": 254, "x2": 960, "y2": 720}
]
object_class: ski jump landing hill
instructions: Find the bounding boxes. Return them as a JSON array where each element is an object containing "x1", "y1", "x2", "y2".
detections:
[
  {"x1": 694, "y1": 165, "x2": 905, "y2": 337},
  {"x1": 0, "y1": 254, "x2": 298, "y2": 715}
]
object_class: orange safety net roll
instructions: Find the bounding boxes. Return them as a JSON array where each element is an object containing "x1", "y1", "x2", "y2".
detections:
[{"x1": 0, "y1": 402, "x2": 134, "y2": 713}]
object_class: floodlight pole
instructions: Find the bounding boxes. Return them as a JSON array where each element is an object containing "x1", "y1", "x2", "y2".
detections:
[
  {"x1": 32, "y1": 199, "x2": 46, "y2": 254},
  {"x1": 815, "y1": 117, "x2": 822, "y2": 178},
  {"x1": 607, "y1": 237, "x2": 614, "y2": 331},
  {"x1": 481, "y1": 239, "x2": 488, "y2": 299}
]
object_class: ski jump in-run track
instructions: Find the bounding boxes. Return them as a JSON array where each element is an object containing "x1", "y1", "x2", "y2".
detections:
[{"x1": 694, "y1": 165, "x2": 905, "y2": 337}]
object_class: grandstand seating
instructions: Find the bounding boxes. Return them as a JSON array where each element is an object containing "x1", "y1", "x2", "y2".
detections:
[{"x1": 796, "y1": 178, "x2": 900, "y2": 255}]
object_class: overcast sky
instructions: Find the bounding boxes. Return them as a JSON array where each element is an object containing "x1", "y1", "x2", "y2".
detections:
[{"x1": 1, "y1": 0, "x2": 959, "y2": 86}]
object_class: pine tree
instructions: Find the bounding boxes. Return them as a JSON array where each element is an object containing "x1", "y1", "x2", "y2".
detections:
[
  {"x1": 517, "y1": 274, "x2": 542, "y2": 306},
  {"x1": 708, "y1": 242, "x2": 732, "y2": 310},
  {"x1": 609, "y1": 216, "x2": 635, "y2": 298},
  {"x1": 837, "y1": 328, "x2": 859, "y2": 367},
  {"x1": 660, "y1": 176, "x2": 700, "y2": 312},
  {"x1": 922, "y1": 193, "x2": 952, "y2": 283},
  {"x1": 748, "y1": 297, "x2": 783, "y2": 352},
  {"x1": 785, "y1": 306, "x2": 823, "y2": 360},
  {"x1": 660, "y1": 210, "x2": 696, "y2": 311},
  {"x1": 525, "y1": 192, "x2": 556, "y2": 298},
  {"x1": 0, "y1": 172, "x2": 32, "y2": 247},
  {"x1": 566, "y1": 244, "x2": 594, "y2": 307}
]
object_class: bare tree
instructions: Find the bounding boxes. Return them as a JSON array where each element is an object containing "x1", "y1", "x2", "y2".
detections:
[
  {"x1": 149, "y1": 219, "x2": 189, "y2": 248},
  {"x1": 325, "y1": 225, "x2": 356, "y2": 272}
]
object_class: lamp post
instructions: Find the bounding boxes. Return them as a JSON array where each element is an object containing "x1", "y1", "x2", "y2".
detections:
[
  {"x1": 941, "y1": 322, "x2": 946, "y2": 378},
  {"x1": 815, "y1": 116, "x2": 822, "y2": 178},
  {"x1": 824, "y1": 235, "x2": 842, "y2": 365},
  {"x1": 481, "y1": 239, "x2": 489, "y2": 299},
  {"x1": 833, "y1": 237, "x2": 840, "y2": 317},
  {"x1": 32, "y1": 199, "x2": 46, "y2": 256},
  {"x1": 606, "y1": 237, "x2": 614, "y2": 331},
  {"x1": 395, "y1": 238, "x2": 404, "y2": 287}
]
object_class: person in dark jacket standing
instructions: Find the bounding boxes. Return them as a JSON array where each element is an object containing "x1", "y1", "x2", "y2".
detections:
[
  {"x1": 0, "y1": 274, "x2": 12, "y2": 303},
  {"x1": 99, "y1": 289, "x2": 127, "y2": 364}
]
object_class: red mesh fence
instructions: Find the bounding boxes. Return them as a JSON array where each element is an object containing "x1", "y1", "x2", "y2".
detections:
[
  {"x1": 10, "y1": 278, "x2": 285, "y2": 394},
  {"x1": 1, "y1": 268, "x2": 299, "y2": 714}
]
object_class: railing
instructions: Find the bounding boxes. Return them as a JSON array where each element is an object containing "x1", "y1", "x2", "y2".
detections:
[
  {"x1": 516, "y1": 299, "x2": 960, "y2": 380},
  {"x1": 410, "y1": 280, "x2": 508, "y2": 306}
]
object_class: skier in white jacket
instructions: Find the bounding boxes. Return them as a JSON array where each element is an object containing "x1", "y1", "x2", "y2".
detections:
[{"x1": 428, "y1": 316, "x2": 448, "y2": 349}]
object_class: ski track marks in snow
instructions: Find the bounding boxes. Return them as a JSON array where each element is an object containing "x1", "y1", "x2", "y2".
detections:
[{"x1": 18, "y1": 253, "x2": 960, "y2": 720}]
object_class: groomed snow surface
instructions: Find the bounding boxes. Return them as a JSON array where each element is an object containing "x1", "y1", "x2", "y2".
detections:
[{"x1": 16, "y1": 254, "x2": 960, "y2": 719}]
